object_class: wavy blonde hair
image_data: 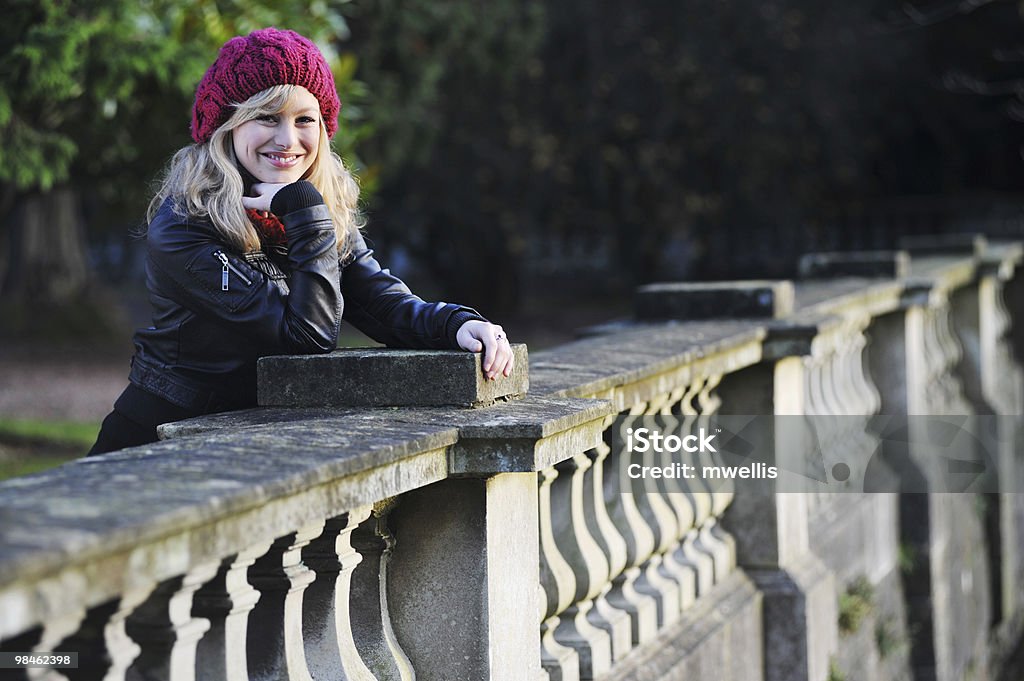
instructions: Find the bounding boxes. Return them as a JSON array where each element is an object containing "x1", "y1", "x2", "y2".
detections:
[{"x1": 148, "y1": 85, "x2": 363, "y2": 260}]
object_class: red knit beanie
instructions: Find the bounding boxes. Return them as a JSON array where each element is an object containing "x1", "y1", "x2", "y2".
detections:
[{"x1": 191, "y1": 27, "x2": 340, "y2": 144}]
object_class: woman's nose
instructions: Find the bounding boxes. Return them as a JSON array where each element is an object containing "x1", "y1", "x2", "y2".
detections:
[{"x1": 274, "y1": 122, "x2": 298, "y2": 148}]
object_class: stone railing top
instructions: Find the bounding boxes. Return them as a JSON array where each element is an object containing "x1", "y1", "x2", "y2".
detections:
[
  {"x1": 635, "y1": 280, "x2": 794, "y2": 320},
  {"x1": 899, "y1": 232, "x2": 987, "y2": 256},
  {"x1": 793, "y1": 278, "x2": 905, "y2": 319},
  {"x1": 530, "y1": 321, "x2": 766, "y2": 400},
  {"x1": 798, "y1": 250, "x2": 911, "y2": 279},
  {"x1": 0, "y1": 392, "x2": 612, "y2": 628},
  {"x1": 906, "y1": 256, "x2": 977, "y2": 289},
  {"x1": 161, "y1": 394, "x2": 612, "y2": 475},
  {"x1": 0, "y1": 414, "x2": 457, "y2": 602}
]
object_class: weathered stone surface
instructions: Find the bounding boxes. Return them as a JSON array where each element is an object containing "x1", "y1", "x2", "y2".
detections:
[
  {"x1": 529, "y1": 323, "x2": 765, "y2": 399},
  {"x1": 0, "y1": 416, "x2": 458, "y2": 633},
  {"x1": 799, "y1": 250, "x2": 910, "y2": 279},
  {"x1": 257, "y1": 344, "x2": 529, "y2": 408},
  {"x1": 906, "y1": 258, "x2": 976, "y2": 293},
  {"x1": 981, "y1": 243, "x2": 1024, "y2": 280},
  {"x1": 761, "y1": 316, "x2": 841, "y2": 361},
  {"x1": 793, "y1": 278, "x2": 904, "y2": 318},
  {"x1": 605, "y1": 570, "x2": 764, "y2": 681},
  {"x1": 161, "y1": 396, "x2": 613, "y2": 474},
  {"x1": 747, "y1": 557, "x2": 837, "y2": 681},
  {"x1": 899, "y1": 233, "x2": 987, "y2": 256},
  {"x1": 389, "y1": 474, "x2": 542, "y2": 681},
  {"x1": 635, "y1": 280, "x2": 794, "y2": 320}
]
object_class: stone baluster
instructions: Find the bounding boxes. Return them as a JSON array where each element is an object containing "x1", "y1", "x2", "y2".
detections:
[
  {"x1": 579, "y1": 420, "x2": 634, "y2": 664},
  {"x1": 844, "y1": 315, "x2": 882, "y2": 416},
  {"x1": 122, "y1": 560, "x2": 220, "y2": 681},
  {"x1": 597, "y1": 414, "x2": 660, "y2": 648},
  {"x1": 348, "y1": 501, "x2": 414, "y2": 680},
  {"x1": 646, "y1": 386, "x2": 698, "y2": 611},
  {"x1": 54, "y1": 602, "x2": 120, "y2": 680},
  {"x1": 658, "y1": 382, "x2": 713, "y2": 601},
  {"x1": 300, "y1": 509, "x2": 379, "y2": 681},
  {"x1": 649, "y1": 389, "x2": 712, "y2": 602},
  {"x1": 678, "y1": 378, "x2": 727, "y2": 591},
  {"x1": 669, "y1": 381, "x2": 717, "y2": 598},
  {"x1": 194, "y1": 541, "x2": 273, "y2": 681},
  {"x1": 610, "y1": 403, "x2": 680, "y2": 632},
  {"x1": 246, "y1": 522, "x2": 325, "y2": 681},
  {"x1": 548, "y1": 452, "x2": 615, "y2": 680},
  {"x1": 695, "y1": 374, "x2": 737, "y2": 583},
  {"x1": 102, "y1": 580, "x2": 160, "y2": 680},
  {"x1": 539, "y1": 466, "x2": 582, "y2": 681},
  {"x1": 922, "y1": 295, "x2": 972, "y2": 414},
  {"x1": 19, "y1": 578, "x2": 86, "y2": 681},
  {"x1": 622, "y1": 395, "x2": 685, "y2": 626}
]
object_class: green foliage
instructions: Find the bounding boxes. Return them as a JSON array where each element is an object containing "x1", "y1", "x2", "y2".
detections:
[
  {"x1": 827, "y1": 658, "x2": 847, "y2": 681},
  {"x1": 0, "y1": 419, "x2": 98, "y2": 448},
  {"x1": 0, "y1": 419, "x2": 97, "y2": 481},
  {"x1": 875, "y1": 617, "x2": 906, "y2": 659},
  {"x1": 0, "y1": 0, "x2": 369, "y2": 219},
  {"x1": 838, "y1": 575, "x2": 875, "y2": 634},
  {"x1": 898, "y1": 542, "x2": 917, "y2": 574}
]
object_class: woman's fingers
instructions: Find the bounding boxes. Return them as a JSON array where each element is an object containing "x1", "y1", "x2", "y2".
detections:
[
  {"x1": 502, "y1": 342, "x2": 515, "y2": 376},
  {"x1": 484, "y1": 329, "x2": 514, "y2": 381},
  {"x1": 457, "y1": 321, "x2": 513, "y2": 380},
  {"x1": 482, "y1": 333, "x2": 498, "y2": 376}
]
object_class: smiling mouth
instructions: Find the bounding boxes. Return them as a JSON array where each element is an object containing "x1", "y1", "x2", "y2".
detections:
[{"x1": 261, "y1": 153, "x2": 303, "y2": 168}]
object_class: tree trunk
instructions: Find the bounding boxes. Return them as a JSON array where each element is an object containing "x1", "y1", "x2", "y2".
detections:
[{"x1": 1, "y1": 188, "x2": 92, "y2": 305}]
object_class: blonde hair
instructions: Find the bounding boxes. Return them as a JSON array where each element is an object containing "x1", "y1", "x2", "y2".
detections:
[{"x1": 147, "y1": 85, "x2": 363, "y2": 260}]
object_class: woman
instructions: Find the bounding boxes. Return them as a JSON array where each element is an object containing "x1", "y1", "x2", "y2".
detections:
[{"x1": 89, "y1": 27, "x2": 513, "y2": 455}]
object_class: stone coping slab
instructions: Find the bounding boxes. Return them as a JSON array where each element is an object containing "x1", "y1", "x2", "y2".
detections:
[
  {"x1": 798, "y1": 250, "x2": 911, "y2": 279},
  {"x1": 528, "y1": 322, "x2": 766, "y2": 399},
  {"x1": 161, "y1": 395, "x2": 613, "y2": 474},
  {"x1": 793, "y1": 278, "x2": 904, "y2": 319},
  {"x1": 258, "y1": 344, "x2": 529, "y2": 408},
  {"x1": 635, "y1": 280, "x2": 794, "y2": 320},
  {"x1": 905, "y1": 256, "x2": 978, "y2": 299},
  {"x1": 899, "y1": 233, "x2": 987, "y2": 256},
  {"x1": 0, "y1": 416, "x2": 458, "y2": 598}
]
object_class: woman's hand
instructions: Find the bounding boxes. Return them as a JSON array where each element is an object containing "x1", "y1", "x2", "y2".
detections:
[
  {"x1": 241, "y1": 182, "x2": 290, "y2": 212},
  {"x1": 457, "y1": 320, "x2": 514, "y2": 380}
]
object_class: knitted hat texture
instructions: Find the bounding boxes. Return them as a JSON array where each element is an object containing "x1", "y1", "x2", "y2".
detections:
[{"x1": 191, "y1": 27, "x2": 340, "y2": 144}]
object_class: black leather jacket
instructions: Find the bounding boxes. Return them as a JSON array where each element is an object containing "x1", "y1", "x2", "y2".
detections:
[{"x1": 129, "y1": 195, "x2": 483, "y2": 412}]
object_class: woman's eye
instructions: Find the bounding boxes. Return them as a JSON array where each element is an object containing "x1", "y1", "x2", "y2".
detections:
[
  {"x1": 298, "y1": 116, "x2": 317, "y2": 124},
  {"x1": 256, "y1": 114, "x2": 277, "y2": 123}
]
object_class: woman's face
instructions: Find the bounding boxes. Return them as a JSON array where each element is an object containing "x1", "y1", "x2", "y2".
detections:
[{"x1": 233, "y1": 86, "x2": 321, "y2": 185}]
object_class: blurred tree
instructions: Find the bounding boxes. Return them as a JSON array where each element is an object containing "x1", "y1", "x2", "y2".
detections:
[
  {"x1": 343, "y1": 0, "x2": 924, "y2": 310},
  {"x1": 880, "y1": 0, "x2": 1024, "y2": 192},
  {"x1": 344, "y1": 0, "x2": 546, "y2": 313},
  {"x1": 0, "y1": 0, "x2": 365, "y2": 338}
]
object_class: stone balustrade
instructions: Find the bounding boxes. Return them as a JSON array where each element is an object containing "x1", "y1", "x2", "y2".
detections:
[{"x1": 1, "y1": 235, "x2": 1024, "y2": 681}]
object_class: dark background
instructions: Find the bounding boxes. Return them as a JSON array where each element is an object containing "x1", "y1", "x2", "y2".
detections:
[{"x1": 2, "y1": 0, "x2": 1024, "y2": 347}]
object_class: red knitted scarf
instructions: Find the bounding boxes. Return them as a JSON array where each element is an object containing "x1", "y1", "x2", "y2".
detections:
[{"x1": 246, "y1": 209, "x2": 287, "y2": 247}]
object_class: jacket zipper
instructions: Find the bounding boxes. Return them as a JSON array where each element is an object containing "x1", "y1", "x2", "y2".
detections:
[{"x1": 214, "y1": 251, "x2": 253, "y2": 291}]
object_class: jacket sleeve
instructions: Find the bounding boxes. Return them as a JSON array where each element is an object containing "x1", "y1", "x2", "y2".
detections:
[
  {"x1": 147, "y1": 202, "x2": 341, "y2": 354},
  {"x1": 340, "y1": 232, "x2": 486, "y2": 349}
]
